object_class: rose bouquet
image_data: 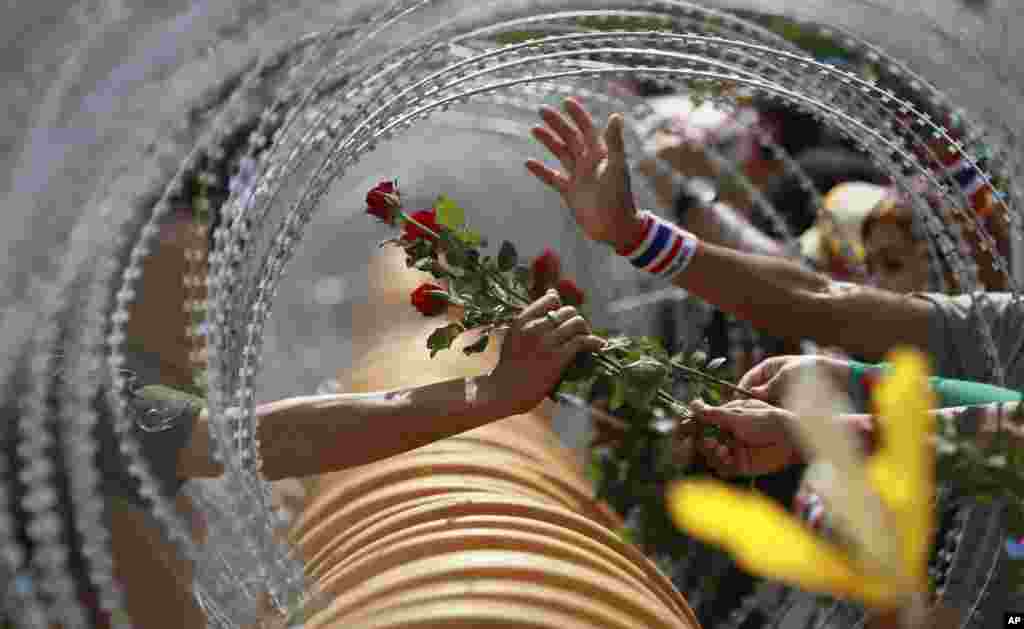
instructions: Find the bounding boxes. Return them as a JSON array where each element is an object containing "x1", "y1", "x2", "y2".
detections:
[
  {"x1": 365, "y1": 180, "x2": 743, "y2": 413},
  {"x1": 365, "y1": 179, "x2": 748, "y2": 552}
]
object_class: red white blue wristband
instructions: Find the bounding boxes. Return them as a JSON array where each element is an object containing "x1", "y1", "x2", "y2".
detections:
[{"x1": 618, "y1": 210, "x2": 699, "y2": 279}]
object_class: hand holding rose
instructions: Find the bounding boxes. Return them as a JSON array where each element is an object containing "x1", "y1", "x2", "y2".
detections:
[
  {"x1": 491, "y1": 290, "x2": 606, "y2": 415},
  {"x1": 691, "y1": 398, "x2": 802, "y2": 477}
]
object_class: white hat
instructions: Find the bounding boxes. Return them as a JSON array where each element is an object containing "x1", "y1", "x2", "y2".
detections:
[{"x1": 798, "y1": 182, "x2": 890, "y2": 266}]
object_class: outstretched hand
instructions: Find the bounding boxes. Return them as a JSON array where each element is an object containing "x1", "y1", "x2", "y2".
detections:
[
  {"x1": 691, "y1": 398, "x2": 803, "y2": 477},
  {"x1": 737, "y1": 354, "x2": 852, "y2": 405},
  {"x1": 491, "y1": 289, "x2": 606, "y2": 415},
  {"x1": 525, "y1": 98, "x2": 645, "y2": 250}
]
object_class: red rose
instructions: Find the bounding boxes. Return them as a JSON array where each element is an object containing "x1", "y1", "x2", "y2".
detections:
[
  {"x1": 402, "y1": 208, "x2": 440, "y2": 242},
  {"x1": 366, "y1": 181, "x2": 399, "y2": 223},
  {"x1": 410, "y1": 283, "x2": 449, "y2": 316},
  {"x1": 555, "y1": 278, "x2": 585, "y2": 307},
  {"x1": 529, "y1": 248, "x2": 562, "y2": 299}
]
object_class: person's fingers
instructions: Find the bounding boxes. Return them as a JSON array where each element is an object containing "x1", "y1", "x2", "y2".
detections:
[
  {"x1": 540, "y1": 106, "x2": 585, "y2": 159},
  {"x1": 541, "y1": 305, "x2": 578, "y2": 329},
  {"x1": 737, "y1": 355, "x2": 789, "y2": 391},
  {"x1": 563, "y1": 98, "x2": 602, "y2": 156},
  {"x1": 525, "y1": 160, "x2": 570, "y2": 194},
  {"x1": 531, "y1": 126, "x2": 576, "y2": 172},
  {"x1": 561, "y1": 334, "x2": 607, "y2": 361},
  {"x1": 549, "y1": 315, "x2": 589, "y2": 347},
  {"x1": 517, "y1": 289, "x2": 562, "y2": 325},
  {"x1": 603, "y1": 113, "x2": 627, "y2": 165},
  {"x1": 747, "y1": 381, "x2": 780, "y2": 403},
  {"x1": 735, "y1": 360, "x2": 773, "y2": 391}
]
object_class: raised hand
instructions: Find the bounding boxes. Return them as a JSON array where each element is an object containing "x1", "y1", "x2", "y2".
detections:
[
  {"x1": 491, "y1": 289, "x2": 606, "y2": 415},
  {"x1": 525, "y1": 98, "x2": 645, "y2": 250},
  {"x1": 691, "y1": 398, "x2": 803, "y2": 477}
]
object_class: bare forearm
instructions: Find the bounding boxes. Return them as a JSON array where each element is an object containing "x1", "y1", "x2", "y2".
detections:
[
  {"x1": 181, "y1": 375, "x2": 515, "y2": 481},
  {"x1": 677, "y1": 242, "x2": 887, "y2": 357},
  {"x1": 616, "y1": 215, "x2": 932, "y2": 361}
]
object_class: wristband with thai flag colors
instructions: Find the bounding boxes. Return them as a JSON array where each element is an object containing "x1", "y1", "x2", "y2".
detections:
[{"x1": 618, "y1": 210, "x2": 699, "y2": 279}]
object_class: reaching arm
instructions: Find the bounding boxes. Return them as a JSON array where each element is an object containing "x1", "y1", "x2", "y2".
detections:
[
  {"x1": 179, "y1": 374, "x2": 515, "y2": 481},
  {"x1": 176, "y1": 290, "x2": 604, "y2": 481},
  {"x1": 633, "y1": 218, "x2": 933, "y2": 361},
  {"x1": 694, "y1": 398, "x2": 1023, "y2": 478},
  {"x1": 526, "y1": 98, "x2": 934, "y2": 363}
]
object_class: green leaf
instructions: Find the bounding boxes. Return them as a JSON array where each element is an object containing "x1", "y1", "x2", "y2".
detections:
[
  {"x1": 414, "y1": 258, "x2": 444, "y2": 276},
  {"x1": 609, "y1": 379, "x2": 627, "y2": 411},
  {"x1": 462, "y1": 334, "x2": 490, "y2": 356},
  {"x1": 625, "y1": 384, "x2": 660, "y2": 410},
  {"x1": 456, "y1": 228, "x2": 483, "y2": 247},
  {"x1": 703, "y1": 387, "x2": 723, "y2": 405},
  {"x1": 406, "y1": 238, "x2": 436, "y2": 263},
  {"x1": 621, "y1": 358, "x2": 668, "y2": 411},
  {"x1": 498, "y1": 241, "x2": 518, "y2": 271},
  {"x1": 623, "y1": 358, "x2": 670, "y2": 390},
  {"x1": 435, "y1": 194, "x2": 466, "y2": 230},
  {"x1": 426, "y1": 323, "x2": 464, "y2": 358},
  {"x1": 440, "y1": 230, "x2": 468, "y2": 268},
  {"x1": 586, "y1": 453, "x2": 605, "y2": 485},
  {"x1": 618, "y1": 527, "x2": 636, "y2": 545}
]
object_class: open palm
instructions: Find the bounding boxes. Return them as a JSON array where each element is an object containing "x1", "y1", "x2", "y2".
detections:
[{"x1": 525, "y1": 98, "x2": 641, "y2": 248}]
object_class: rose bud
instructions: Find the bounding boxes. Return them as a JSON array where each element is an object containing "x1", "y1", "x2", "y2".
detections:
[
  {"x1": 366, "y1": 180, "x2": 400, "y2": 224},
  {"x1": 529, "y1": 248, "x2": 562, "y2": 300},
  {"x1": 555, "y1": 278, "x2": 585, "y2": 307},
  {"x1": 410, "y1": 282, "x2": 449, "y2": 316},
  {"x1": 402, "y1": 208, "x2": 441, "y2": 242}
]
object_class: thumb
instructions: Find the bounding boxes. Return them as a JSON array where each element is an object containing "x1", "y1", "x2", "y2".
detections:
[
  {"x1": 737, "y1": 355, "x2": 785, "y2": 391},
  {"x1": 604, "y1": 113, "x2": 627, "y2": 164}
]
